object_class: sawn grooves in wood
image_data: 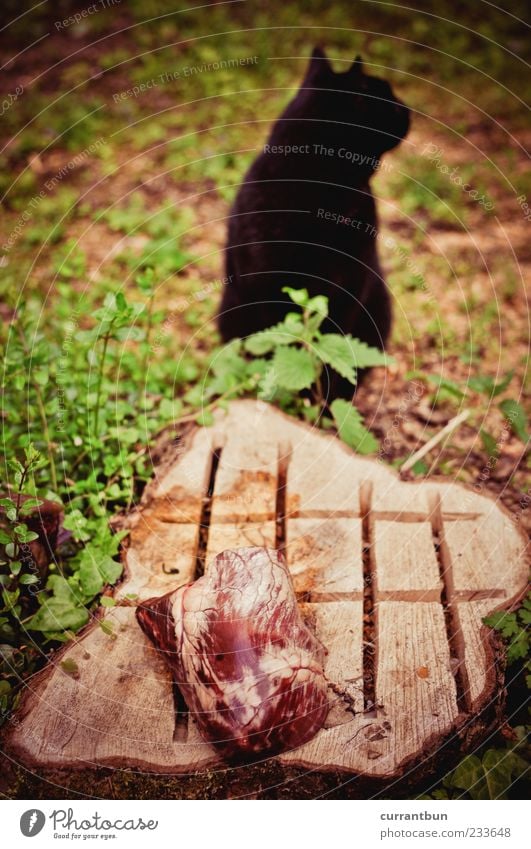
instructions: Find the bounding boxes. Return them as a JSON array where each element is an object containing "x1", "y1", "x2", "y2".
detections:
[
  {"x1": 194, "y1": 447, "x2": 222, "y2": 578},
  {"x1": 275, "y1": 441, "x2": 291, "y2": 554},
  {"x1": 429, "y1": 492, "x2": 470, "y2": 713},
  {"x1": 360, "y1": 480, "x2": 376, "y2": 713}
]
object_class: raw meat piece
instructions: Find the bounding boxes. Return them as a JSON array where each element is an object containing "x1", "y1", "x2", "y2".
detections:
[{"x1": 136, "y1": 547, "x2": 329, "y2": 760}]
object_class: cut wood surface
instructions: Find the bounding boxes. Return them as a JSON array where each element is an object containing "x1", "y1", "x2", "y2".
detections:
[{"x1": 4, "y1": 400, "x2": 529, "y2": 779}]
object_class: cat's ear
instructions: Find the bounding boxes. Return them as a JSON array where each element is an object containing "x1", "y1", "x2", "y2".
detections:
[
  {"x1": 349, "y1": 54, "x2": 364, "y2": 76},
  {"x1": 305, "y1": 46, "x2": 332, "y2": 80}
]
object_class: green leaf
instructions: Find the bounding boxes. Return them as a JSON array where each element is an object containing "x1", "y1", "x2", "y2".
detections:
[
  {"x1": 27, "y1": 598, "x2": 89, "y2": 633},
  {"x1": 103, "y1": 455, "x2": 121, "y2": 476},
  {"x1": 63, "y1": 509, "x2": 91, "y2": 542},
  {"x1": 100, "y1": 596, "x2": 116, "y2": 608},
  {"x1": 483, "y1": 610, "x2": 518, "y2": 638},
  {"x1": 99, "y1": 619, "x2": 116, "y2": 637},
  {"x1": 24, "y1": 444, "x2": 42, "y2": 465},
  {"x1": 2, "y1": 587, "x2": 19, "y2": 611},
  {"x1": 482, "y1": 750, "x2": 522, "y2": 799},
  {"x1": 19, "y1": 498, "x2": 44, "y2": 516},
  {"x1": 46, "y1": 574, "x2": 80, "y2": 602},
  {"x1": 210, "y1": 340, "x2": 247, "y2": 380},
  {"x1": 110, "y1": 426, "x2": 140, "y2": 445},
  {"x1": 426, "y1": 374, "x2": 466, "y2": 399},
  {"x1": 451, "y1": 754, "x2": 488, "y2": 799},
  {"x1": 98, "y1": 554, "x2": 122, "y2": 586},
  {"x1": 19, "y1": 574, "x2": 39, "y2": 585},
  {"x1": 480, "y1": 428, "x2": 498, "y2": 458},
  {"x1": 60, "y1": 658, "x2": 80, "y2": 678},
  {"x1": 78, "y1": 557, "x2": 104, "y2": 599},
  {"x1": 278, "y1": 312, "x2": 305, "y2": 338},
  {"x1": 330, "y1": 399, "x2": 379, "y2": 454},
  {"x1": 305, "y1": 294, "x2": 328, "y2": 318},
  {"x1": 270, "y1": 347, "x2": 316, "y2": 392},
  {"x1": 136, "y1": 267, "x2": 155, "y2": 294},
  {"x1": 158, "y1": 397, "x2": 182, "y2": 420},
  {"x1": 244, "y1": 327, "x2": 295, "y2": 355},
  {"x1": 14, "y1": 525, "x2": 39, "y2": 543},
  {"x1": 195, "y1": 409, "x2": 214, "y2": 427},
  {"x1": 483, "y1": 604, "x2": 529, "y2": 664},
  {"x1": 301, "y1": 404, "x2": 321, "y2": 424},
  {"x1": 468, "y1": 370, "x2": 514, "y2": 397},
  {"x1": 257, "y1": 364, "x2": 280, "y2": 401},
  {"x1": 183, "y1": 384, "x2": 205, "y2": 407},
  {"x1": 282, "y1": 286, "x2": 309, "y2": 307},
  {"x1": 340, "y1": 336, "x2": 392, "y2": 370},
  {"x1": 78, "y1": 549, "x2": 122, "y2": 599},
  {"x1": 499, "y1": 399, "x2": 529, "y2": 443},
  {"x1": 33, "y1": 369, "x2": 49, "y2": 387},
  {"x1": 506, "y1": 628, "x2": 529, "y2": 663},
  {"x1": 115, "y1": 326, "x2": 145, "y2": 342},
  {"x1": 116, "y1": 292, "x2": 127, "y2": 312}
]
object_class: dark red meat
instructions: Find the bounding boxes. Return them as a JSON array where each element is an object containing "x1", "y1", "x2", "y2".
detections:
[{"x1": 136, "y1": 547, "x2": 329, "y2": 761}]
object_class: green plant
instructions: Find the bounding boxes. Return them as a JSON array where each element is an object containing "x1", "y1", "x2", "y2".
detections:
[
  {"x1": 0, "y1": 449, "x2": 45, "y2": 611},
  {"x1": 484, "y1": 594, "x2": 531, "y2": 685},
  {"x1": 421, "y1": 594, "x2": 531, "y2": 800},
  {"x1": 0, "y1": 446, "x2": 48, "y2": 715},
  {"x1": 421, "y1": 739, "x2": 528, "y2": 800},
  {"x1": 0, "y1": 276, "x2": 196, "y2": 720}
]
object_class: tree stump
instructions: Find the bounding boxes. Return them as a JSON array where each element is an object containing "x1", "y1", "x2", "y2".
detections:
[{"x1": 4, "y1": 400, "x2": 528, "y2": 780}]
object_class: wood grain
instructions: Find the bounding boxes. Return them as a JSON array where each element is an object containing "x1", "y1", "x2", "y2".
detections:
[{"x1": 286, "y1": 517, "x2": 363, "y2": 599}]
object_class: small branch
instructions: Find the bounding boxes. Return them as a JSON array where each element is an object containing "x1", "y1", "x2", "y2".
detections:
[{"x1": 400, "y1": 408, "x2": 471, "y2": 475}]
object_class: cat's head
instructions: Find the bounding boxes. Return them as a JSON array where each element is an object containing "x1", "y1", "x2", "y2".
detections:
[{"x1": 293, "y1": 47, "x2": 410, "y2": 163}]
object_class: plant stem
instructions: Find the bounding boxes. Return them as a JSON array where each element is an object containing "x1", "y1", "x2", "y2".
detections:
[
  {"x1": 94, "y1": 330, "x2": 111, "y2": 440},
  {"x1": 34, "y1": 391, "x2": 58, "y2": 491},
  {"x1": 141, "y1": 293, "x2": 155, "y2": 381},
  {"x1": 16, "y1": 325, "x2": 58, "y2": 492},
  {"x1": 314, "y1": 371, "x2": 324, "y2": 406},
  {"x1": 14, "y1": 468, "x2": 28, "y2": 514},
  {"x1": 70, "y1": 435, "x2": 111, "y2": 474},
  {"x1": 11, "y1": 467, "x2": 28, "y2": 564}
]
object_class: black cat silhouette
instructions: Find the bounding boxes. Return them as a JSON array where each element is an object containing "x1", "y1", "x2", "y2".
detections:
[{"x1": 218, "y1": 47, "x2": 410, "y2": 397}]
